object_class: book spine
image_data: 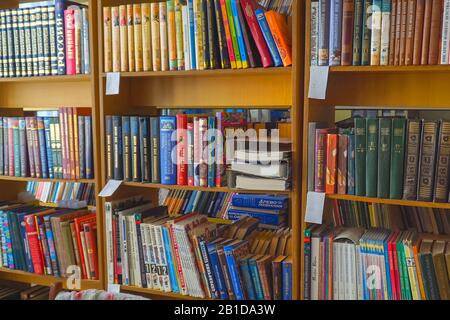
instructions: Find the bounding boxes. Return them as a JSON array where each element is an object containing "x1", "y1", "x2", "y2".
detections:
[
  {"x1": 0, "y1": 118, "x2": 3, "y2": 175},
  {"x1": 398, "y1": 0, "x2": 407, "y2": 65},
  {"x1": 55, "y1": 0, "x2": 66, "y2": 74},
  {"x1": 160, "y1": 116, "x2": 177, "y2": 185},
  {"x1": 151, "y1": 3, "x2": 161, "y2": 71},
  {"x1": 78, "y1": 116, "x2": 85, "y2": 179},
  {"x1": 167, "y1": 0, "x2": 178, "y2": 71},
  {"x1": 413, "y1": 0, "x2": 425, "y2": 64},
  {"x1": 442, "y1": 0, "x2": 450, "y2": 64},
  {"x1": 133, "y1": 4, "x2": 143, "y2": 72},
  {"x1": 187, "y1": 121, "x2": 195, "y2": 186},
  {"x1": 355, "y1": 118, "x2": 367, "y2": 196},
  {"x1": 366, "y1": 118, "x2": 379, "y2": 197},
  {"x1": 36, "y1": 7, "x2": 46, "y2": 76},
  {"x1": 41, "y1": 7, "x2": 51, "y2": 75},
  {"x1": 105, "y1": 115, "x2": 114, "y2": 180},
  {"x1": 0, "y1": 12, "x2": 7, "y2": 77},
  {"x1": 130, "y1": 116, "x2": 141, "y2": 182},
  {"x1": 32, "y1": 118, "x2": 42, "y2": 178},
  {"x1": 360, "y1": 0, "x2": 371, "y2": 65},
  {"x1": 37, "y1": 117, "x2": 48, "y2": 178},
  {"x1": 418, "y1": 120, "x2": 439, "y2": 201},
  {"x1": 224, "y1": 248, "x2": 245, "y2": 300},
  {"x1": 220, "y1": 0, "x2": 237, "y2": 68},
  {"x1": 421, "y1": 0, "x2": 432, "y2": 65},
  {"x1": 81, "y1": 8, "x2": 89, "y2": 74},
  {"x1": 311, "y1": 0, "x2": 320, "y2": 66},
  {"x1": 201, "y1": 0, "x2": 211, "y2": 69},
  {"x1": 7, "y1": 119, "x2": 14, "y2": 176},
  {"x1": 380, "y1": 0, "x2": 391, "y2": 65},
  {"x1": 150, "y1": 117, "x2": 161, "y2": 183},
  {"x1": 48, "y1": 6, "x2": 58, "y2": 75},
  {"x1": 64, "y1": 9, "x2": 75, "y2": 75},
  {"x1": 18, "y1": 9, "x2": 27, "y2": 77},
  {"x1": 25, "y1": 215, "x2": 44, "y2": 274},
  {"x1": 182, "y1": 5, "x2": 190, "y2": 70},
  {"x1": 6, "y1": 10, "x2": 16, "y2": 77},
  {"x1": 142, "y1": 3, "x2": 152, "y2": 72},
  {"x1": 371, "y1": 0, "x2": 383, "y2": 65},
  {"x1": 103, "y1": 7, "x2": 112, "y2": 73},
  {"x1": 207, "y1": 0, "x2": 219, "y2": 69},
  {"x1": 175, "y1": 2, "x2": 185, "y2": 70},
  {"x1": 428, "y1": 0, "x2": 443, "y2": 65},
  {"x1": 255, "y1": 8, "x2": 282, "y2": 67},
  {"x1": 404, "y1": 0, "x2": 416, "y2": 65},
  {"x1": 340, "y1": 0, "x2": 352, "y2": 66},
  {"x1": 214, "y1": 0, "x2": 230, "y2": 68},
  {"x1": 264, "y1": 11, "x2": 291, "y2": 67},
  {"x1": 434, "y1": 121, "x2": 450, "y2": 201},
  {"x1": 113, "y1": 115, "x2": 123, "y2": 180},
  {"x1": 13, "y1": 118, "x2": 21, "y2": 177},
  {"x1": 139, "y1": 117, "x2": 151, "y2": 183},
  {"x1": 314, "y1": 129, "x2": 327, "y2": 193},
  {"x1": 378, "y1": 118, "x2": 392, "y2": 198},
  {"x1": 325, "y1": 133, "x2": 338, "y2": 194},
  {"x1": 199, "y1": 117, "x2": 208, "y2": 187},
  {"x1": 318, "y1": 0, "x2": 330, "y2": 65},
  {"x1": 224, "y1": 0, "x2": 242, "y2": 68},
  {"x1": 12, "y1": 10, "x2": 21, "y2": 77},
  {"x1": 43, "y1": 117, "x2": 54, "y2": 179},
  {"x1": 67, "y1": 108, "x2": 75, "y2": 179},
  {"x1": 111, "y1": 6, "x2": 120, "y2": 73},
  {"x1": 176, "y1": 114, "x2": 188, "y2": 185},
  {"x1": 119, "y1": 5, "x2": 128, "y2": 72},
  {"x1": 126, "y1": 5, "x2": 135, "y2": 72},
  {"x1": 389, "y1": 0, "x2": 397, "y2": 65},
  {"x1": 18, "y1": 119, "x2": 28, "y2": 177},
  {"x1": 403, "y1": 119, "x2": 421, "y2": 199},
  {"x1": 230, "y1": 0, "x2": 248, "y2": 68},
  {"x1": 337, "y1": 134, "x2": 348, "y2": 194},
  {"x1": 207, "y1": 116, "x2": 216, "y2": 187},
  {"x1": 160, "y1": 2, "x2": 169, "y2": 71},
  {"x1": 390, "y1": 118, "x2": 407, "y2": 199},
  {"x1": 188, "y1": 0, "x2": 197, "y2": 69}
]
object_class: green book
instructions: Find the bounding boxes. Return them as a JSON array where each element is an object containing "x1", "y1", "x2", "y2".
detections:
[
  {"x1": 361, "y1": 0, "x2": 372, "y2": 65},
  {"x1": 366, "y1": 118, "x2": 378, "y2": 197},
  {"x1": 355, "y1": 118, "x2": 367, "y2": 196},
  {"x1": 225, "y1": 0, "x2": 242, "y2": 68},
  {"x1": 352, "y1": 0, "x2": 364, "y2": 65},
  {"x1": 389, "y1": 118, "x2": 406, "y2": 199},
  {"x1": 377, "y1": 118, "x2": 391, "y2": 198}
]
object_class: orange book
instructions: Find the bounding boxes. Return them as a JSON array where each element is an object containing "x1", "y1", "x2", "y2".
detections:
[
  {"x1": 74, "y1": 213, "x2": 96, "y2": 279},
  {"x1": 83, "y1": 222, "x2": 98, "y2": 280},
  {"x1": 264, "y1": 11, "x2": 292, "y2": 67},
  {"x1": 325, "y1": 134, "x2": 338, "y2": 194}
]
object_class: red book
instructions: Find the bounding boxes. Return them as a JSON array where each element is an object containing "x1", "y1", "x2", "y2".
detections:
[
  {"x1": 391, "y1": 233, "x2": 402, "y2": 300},
  {"x1": 325, "y1": 134, "x2": 338, "y2": 194},
  {"x1": 240, "y1": 0, "x2": 273, "y2": 67},
  {"x1": 65, "y1": 9, "x2": 76, "y2": 75},
  {"x1": 314, "y1": 129, "x2": 328, "y2": 193},
  {"x1": 387, "y1": 232, "x2": 398, "y2": 300},
  {"x1": 198, "y1": 117, "x2": 208, "y2": 187},
  {"x1": 25, "y1": 214, "x2": 45, "y2": 274},
  {"x1": 176, "y1": 114, "x2": 188, "y2": 185},
  {"x1": 337, "y1": 134, "x2": 348, "y2": 194},
  {"x1": 187, "y1": 121, "x2": 195, "y2": 186},
  {"x1": 83, "y1": 222, "x2": 98, "y2": 280},
  {"x1": 8, "y1": 118, "x2": 14, "y2": 176},
  {"x1": 74, "y1": 213, "x2": 96, "y2": 279}
]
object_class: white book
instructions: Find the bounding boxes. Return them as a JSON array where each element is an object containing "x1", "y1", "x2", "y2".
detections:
[
  {"x1": 370, "y1": 3, "x2": 382, "y2": 65},
  {"x1": 441, "y1": 0, "x2": 450, "y2": 64},
  {"x1": 333, "y1": 242, "x2": 340, "y2": 300},
  {"x1": 80, "y1": 231, "x2": 91, "y2": 279},
  {"x1": 159, "y1": 3, "x2": 169, "y2": 71},
  {"x1": 310, "y1": 235, "x2": 321, "y2": 300},
  {"x1": 155, "y1": 221, "x2": 172, "y2": 292},
  {"x1": 119, "y1": 215, "x2": 129, "y2": 285},
  {"x1": 349, "y1": 243, "x2": 357, "y2": 300},
  {"x1": 150, "y1": 222, "x2": 161, "y2": 290},
  {"x1": 139, "y1": 223, "x2": 151, "y2": 288},
  {"x1": 356, "y1": 245, "x2": 364, "y2": 300},
  {"x1": 182, "y1": 5, "x2": 191, "y2": 70},
  {"x1": 231, "y1": 161, "x2": 289, "y2": 178},
  {"x1": 380, "y1": 2, "x2": 391, "y2": 65},
  {"x1": 129, "y1": 215, "x2": 142, "y2": 287}
]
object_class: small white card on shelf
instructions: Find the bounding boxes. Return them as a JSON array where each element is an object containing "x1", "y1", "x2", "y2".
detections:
[
  {"x1": 308, "y1": 66, "x2": 329, "y2": 100},
  {"x1": 99, "y1": 180, "x2": 123, "y2": 198},
  {"x1": 107, "y1": 283, "x2": 121, "y2": 294},
  {"x1": 305, "y1": 191, "x2": 326, "y2": 224},
  {"x1": 106, "y1": 72, "x2": 120, "y2": 95}
]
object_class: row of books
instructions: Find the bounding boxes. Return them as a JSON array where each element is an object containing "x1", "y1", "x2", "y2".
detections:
[
  {"x1": 0, "y1": 284, "x2": 50, "y2": 300},
  {"x1": 105, "y1": 113, "x2": 291, "y2": 191},
  {"x1": 310, "y1": 0, "x2": 450, "y2": 66},
  {"x1": 0, "y1": 1, "x2": 90, "y2": 78},
  {"x1": 161, "y1": 189, "x2": 288, "y2": 227},
  {"x1": 26, "y1": 181, "x2": 96, "y2": 207},
  {"x1": 104, "y1": 196, "x2": 293, "y2": 299},
  {"x1": 0, "y1": 108, "x2": 94, "y2": 180},
  {"x1": 0, "y1": 202, "x2": 98, "y2": 280},
  {"x1": 309, "y1": 117, "x2": 450, "y2": 202},
  {"x1": 103, "y1": 0, "x2": 292, "y2": 73},
  {"x1": 330, "y1": 200, "x2": 450, "y2": 235},
  {"x1": 304, "y1": 225, "x2": 450, "y2": 300}
]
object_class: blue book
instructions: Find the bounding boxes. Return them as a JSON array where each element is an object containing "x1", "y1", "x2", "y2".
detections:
[
  {"x1": 227, "y1": 209, "x2": 284, "y2": 226},
  {"x1": 224, "y1": 240, "x2": 249, "y2": 300},
  {"x1": 187, "y1": 0, "x2": 196, "y2": 70},
  {"x1": 85, "y1": 116, "x2": 93, "y2": 179},
  {"x1": 347, "y1": 133, "x2": 356, "y2": 195},
  {"x1": 16, "y1": 212, "x2": 34, "y2": 272},
  {"x1": 160, "y1": 116, "x2": 177, "y2": 185},
  {"x1": 34, "y1": 7, "x2": 45, "y2": 76},
  {"x1": 43, "y1": 117, "x2": 54, "y2": 179},
  {"x1": 7, "y1": 212, "x2": 24, "y2": 271},
  {"x1": 248, "y1": 255, "x2": 264, "y2": 300},
  {"x1": 37, "y1": 117, "x2": 48, "y2": 178},
  {"x1": 48, "y1": 6, "x2": 58, "y2": 75},
  {"x1": 81, "y1": 8, "x2": 90, "y2": 74},
  {"x1": 184, "y1": 190, "x2": 197, "y2": 214},
  {"x1": 0, "y1": 213, "x2": 6, "y2": 267},
  {"x1": 1, "y1": 13, "x2": 8, "y2": 77},
  {"x1": 231, "y1": 194, "x2": 289, "y2": 210},
  {"x1": 211, "y1": 192, "x2": 225, "y2": 216},
  {"x1": 3, "y1": 212, "x2": 14, "y2": 269},
  {"x1": 162, "y1": 225, "x2": 179, "y2": 293},
  {"x1": 207, "y1": 116, "x2": 216, "y2": 187},
  {"x1": 282, "y1": 257, "x2": 292, "y2": 300},
  {"x1": 199, "y1": 238, "x2": 218, "y2": 299},
  {"x1": 122, "y1": 116, "x2": 131, "y2": 181},
  {"x1": 139, "y1": 117, "x2": 150, "y2": 183},
  {"x1": 78, "y1": 116, "x2": 86, "y2": 179},
  {"x1": 55, "y1": 0, "x2": 66, "y2": 74},
  {"x1": 255, "y1": 8, "x2": 282, "y2": 67},
  {"x1": 329, "y1": 0, "x2": 342, "y2": 66},
  {"x1": 230, "y1": 0, "x2": 248, "y2": 68},
  {"x1": 130, "y1": 116, "x2": 141, "y2": 182},
  {"x1": 239, "y1": 256, "x2": 256, "y2": 300},
  {"x1": 207, "y1": 241, "x2": 229, "y2": 300}
]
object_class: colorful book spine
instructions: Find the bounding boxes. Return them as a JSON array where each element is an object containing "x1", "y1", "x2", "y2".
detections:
[
  {"x1": 230, "y1": 0, "x2": 248, "y2": 68},
  {"x1": 188, "y1": 0, "x2": 197, "y2": 69},
  {"x1": 255, "y1": 8, "x2": 282, "y2": 67},
  {"x1": 160, "y1": 116, "x2": 177, "y2": 185},
  {"x1": 167, "y1": 0, "x2": 178, "y2": 71},
  {"x1": 64, "y1": 9, "x2": 76, "y2": 75},
  {"x1": 176, "y1": 114, "x2": 188, "y2": 185},
  {"x1": 224, "y1": 0, "x2": 242, "y2": 68},
  {"x1": 329, "y1": 0, "x2": 343, "y2": 66}
]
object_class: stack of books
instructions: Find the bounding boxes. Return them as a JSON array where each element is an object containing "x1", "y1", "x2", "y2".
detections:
[
  {"x1": 304, "y1": 225, "x2": 450, "y2": 300},
  {"x1": 0, "y1": 0, "x2": 90, "y2": 78},
  {"x1": 310, "y1": 0, "x2": 450, "y2": 66},
  {"x1": 105, "y1": 112, "x2": 291, "y2": 191},
  {"x1": 26, "y1": 181, "x2": 96, "y2": 206},
  {"x1": 102, "y1": 0, "x2": 292, "y2": 73},
  {"x1": 0, "y1": 108, "x2": 94, "y2": 180},
  {"x1": 104, "y1": 195, "x2": 293, "y2": 299},
  {"x1": 309, "y1": 116, "x2": 450, "y2": 202},
  {"x1": 0, "y1": 202, "x2": 98, "y2": 280}
]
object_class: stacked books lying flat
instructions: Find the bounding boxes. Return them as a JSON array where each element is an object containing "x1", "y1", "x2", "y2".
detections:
[
  {"x1": 161, "y1": 190, "x2": 288, "y2": 228},
  {"x1": 105, "y1": 112, "x2": 291, "y2": 191},
  {"x1": 26, "y1": 181, "x2": 96, "y2": 206},
  {"x1": 0, "y1": 0, "x2": 90, "y2": 78},
  {"x1": 0, "y1": 108, "x2": 94, "y2": 180},
  {"x1": 304, "y1": 225, "x2": 450, "y2": 300},
  {"x1": 309, "y1": 117, "x2": 450, "y2": 202},
  {"x1": 310, "y1": 0, "x2": 450, "y2": 66},
  {"x1": 0, "y1": 202, "x2": 98, "y2": 280},
  {"x1": 330, "y1": 200, "x2": 450, "y2": 234},
  {"x1": 0, "y1": 284, "x2": 50, "y2": 300},
  {"x1": 103, "y1": 0, "x2": 292, "y2": 73},
  {"x1": 105, "y1": 195, "x2": 293, "y2": 299}
]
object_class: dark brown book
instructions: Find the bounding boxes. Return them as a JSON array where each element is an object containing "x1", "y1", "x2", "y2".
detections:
[
  {"x1": 434, "y1": 121, "x2": 450, "y2": 202},
  {"x1": 432, "y1": 240, "x2": 450, "y2": 300},
  {"x1": 217, "y1": 239, "x2": 237, "y2": 300},
  {"x1": 341, "y1": 0, "x2": 355, "y2": 65},
  {"x1": 394, "y1": 0, "x2": 403, "y2": 65},
  {"x1": 428, "y1": 0, "x2": 443, "y2": 65},
  {"x1": 421, "y1": 0, "x2": 433, "y2": 64},
  {"x1": 257, "y1": 255, "x2": 273, "y2": 300},
  {"x1": 413, "y1": 0, "x2": 426, "y2": 64},
  {"x1": 399, "y1": 0, "x2": 408, "y2": 65},
  {"x1": 389, "y1": 0, "x2": 398, "y2": 65},
  {"x1": 418, "y1": 120, "x2": 439, "y2": 202},
  {"x1": 271, "y1": 255, "x2": 286, "y2": 300},
  {"x1": 403, "y1": 119, "x2": 422, "y2": 200},
  {"x1": 337, "y1": 134, "x2": 348, "y2": 194},
  {"x1": 405, "y1": 0, "x2": 417, "y2": 64}
]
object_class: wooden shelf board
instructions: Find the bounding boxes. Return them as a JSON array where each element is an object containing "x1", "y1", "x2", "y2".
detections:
[
  {"x1": 326, "y1": 194, "x2": 450, "y2": 209},
  {"x1": 0, "y1": 176, "x2": 95, "y2": 184},
  {"x1": 0, "y1": 267, "x2": 102, "y2": 290},
  {"x1": 329, "y1": 65, "x2": 450, "y2": 73},
  {"x1": 120, "y1": 285, "x2": 210, "y2": 300},
  {"x1": 122, "y1": 181, "x2": 291, "y2": 195},
  {"x1": 148, "y1": 105, "x2": 292, "y2": 109},
  {"x1": 102, "y1": 67, "x2": 292, "y2": 78},
  {"x1": 0, "y1": 74, "x2": 91, "y2": 83}
]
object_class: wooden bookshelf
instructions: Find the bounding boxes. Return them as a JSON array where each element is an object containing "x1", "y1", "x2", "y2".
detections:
[
  {"x1": 97, "y1": 0, "x2": 304, "y2": 300},
  {"x1": 120, "y1": 285, "x2": 209, "y2": 300},
  {"x1": 0, "y1": 0, "x2": 103, "y2": 291},
  {"x1": 301, "y1": 0, "x2": 450, "y2": 300}
]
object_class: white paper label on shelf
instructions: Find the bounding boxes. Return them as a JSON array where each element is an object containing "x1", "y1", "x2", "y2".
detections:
[
  {"x1": 99, "y1": 180, "x2": 123, "y2": 198},
  {"x1": 305, "y1": 191, "x2": 326, "y2": 224},
  {"x1": 106, "y1": 72, "x2": 120, "y2": 95},
  {"x1": 107, "y1": 283, "x2": 121, "y2": 294},
  {"x1": 308, "y1": 66, "x2": 329, "y2": 100}
]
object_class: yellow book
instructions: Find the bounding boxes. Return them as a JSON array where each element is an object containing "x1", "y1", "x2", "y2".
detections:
[
  {"x1": 167, "y1": 0, "x2": 177, "y2": 71},
  {"x1": 141, "y1": 3, "x2": 152, "y2": 72},
  {"x1": 126, "y1": 5, "x2": 135, "y2": 72},
  {"x1": 193, "y1": 0, "x2": 204, "y2": 70},
  {"x1": 159, "y1": 2, "x2": 169, "y2": 71},
  {"x1": 119, "y1": 5, "x2": 128, "y2": 72},
  {"x1": 151, "y1": 3, "x2": 161, "y2": 71},
  {"x1": 103, "y1": 7, "x2": 112, "y2": 72},
  {"x1": 175, "y1": 1, "x2": 184, "y2": 70},
  {"x1": 403, "y1": 235, "x2": 421, "y2": 300},
  {"x1": 111, "y1": 6, "x2": 120, "y2": 72},
  {"x1": 133, "y1": 4, "x2": 143, "y2": 72}
]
